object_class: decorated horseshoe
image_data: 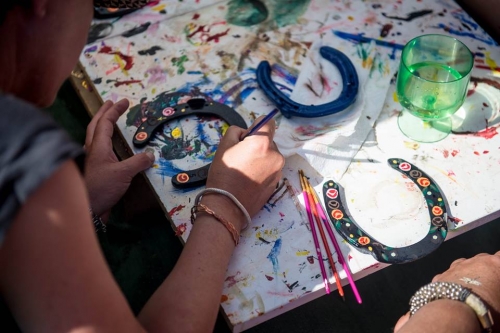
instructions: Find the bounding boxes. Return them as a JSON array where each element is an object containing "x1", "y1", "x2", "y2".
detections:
[
  {"x1": 132, "y1": 98, "x2": 247, "y2": 189},
  {"x1": 322, "y1": 158, "x2": 448, "y2": 264},
  {"x1": 256, "y1": 46, "x2": 359, "y2": 118}
]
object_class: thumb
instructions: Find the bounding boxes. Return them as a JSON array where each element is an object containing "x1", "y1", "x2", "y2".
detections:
[{"x1": 120, "y1": 152, "x2": 155, "y2": 178}]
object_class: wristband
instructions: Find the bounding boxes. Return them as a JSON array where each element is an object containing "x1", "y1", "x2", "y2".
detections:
[
  {"x1": 410, "y1": 282, "x2": 494, "y2": 332},
  {"x1": 90, "y1": 208, "x2": 107, "y2": 234}
]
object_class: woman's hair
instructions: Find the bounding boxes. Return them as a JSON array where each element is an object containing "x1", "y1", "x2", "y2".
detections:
[{"x1": 1, "y1": 0, "x2": 30, "y2": 24}]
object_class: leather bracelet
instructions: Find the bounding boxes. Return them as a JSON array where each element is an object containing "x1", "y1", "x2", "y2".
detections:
[
  {"x1": 409, "y1": 282, "x2": 494, "y2": 332},
  {"x1": 90, "y1": 208, "x2": 107, "y2": 234},
  {"x1": 190, "y1": 203, "x2": 239, "y2": 246},
  {"x1": 193, "y1": 188, "x2": 251, "y2": 231}
]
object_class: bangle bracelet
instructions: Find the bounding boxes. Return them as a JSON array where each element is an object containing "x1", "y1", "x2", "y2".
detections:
[
  {"x1": 194, "y1": 188, "x2": 251, "y2": 231},
  {"x1": 410, "y1": 282, "x2": 494, "y2": 332},
  {"x1": 90, "y1": 208, "x2": 107, "y2": 234},
  {"x1": 191, "y1": 203, "x2": 239, "y2": 246}
]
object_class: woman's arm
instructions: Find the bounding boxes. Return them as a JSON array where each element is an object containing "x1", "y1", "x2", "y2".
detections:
[{"x1": 0, "y1": 160, "x2": 146, "y2": 333}]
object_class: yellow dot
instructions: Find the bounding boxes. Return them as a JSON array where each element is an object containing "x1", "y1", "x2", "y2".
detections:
[
  {"x1": 181, "y1": 108, "x2": 186, "y2": 112},
  {"x1": 368, "y1": 246, "x2": 373, "y2": 251},
  {"x1": 438, "y1": 198, "x2": 442, "y2": 201},
  {"x1": 349, "y1": 234, "x2": 354, "y2": 238},
  {"x1": 172, "y1": 127, "x2": 182, "y2": 138}
]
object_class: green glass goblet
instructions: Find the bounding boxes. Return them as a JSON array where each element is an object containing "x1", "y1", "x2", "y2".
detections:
[{"x1": 396, "y1": 34, "x2": 474, "y2": 143}]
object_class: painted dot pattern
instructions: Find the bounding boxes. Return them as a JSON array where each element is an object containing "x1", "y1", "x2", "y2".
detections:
[
  {"x1": 322, "y1": 158, "x2": 448, "y2": 264},
  {"x1": 135, "y1": 132, "x2": 148, "y2": 141}
]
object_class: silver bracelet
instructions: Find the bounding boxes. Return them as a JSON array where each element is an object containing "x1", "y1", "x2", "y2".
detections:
[
  {"x1": 410, "y1": 282, "x2": 494, "y2": 332},
  {"x1": 194, "y1": 188, "x2": 251, "y2": 231},
  {"x1": 89, "y1": 208, "x2": 107, "y2": 234}
]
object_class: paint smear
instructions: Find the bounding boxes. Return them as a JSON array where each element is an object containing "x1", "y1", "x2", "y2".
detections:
[
  {"x1": 99, "y1": 45, "x2": 134, "y2": 71},
  {"x1": 267, "y1": 238, "x2": 282, "y2": 275},
  {"x1": 168, "y1": 204, "x2": 186, "y2": 217},
  {"x1": 175, "y1": 223, "x2": 187, "y2": 236}
]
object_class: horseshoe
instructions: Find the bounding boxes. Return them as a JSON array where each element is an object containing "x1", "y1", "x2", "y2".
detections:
[
  {"x1": 322, "y1": 158, "x2": 448, "y2": 264},
  {"x1": 256, "y1": 46, "x2": 359, "y2": 118},
  {"x1": 132, "y1": 98, "x2": 248, "y2": 189}
]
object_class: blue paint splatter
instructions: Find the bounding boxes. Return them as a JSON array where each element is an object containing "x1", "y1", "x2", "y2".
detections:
[
  {"x1": 434, "y1": 23, "x2": 497, "y2": 46},
  {"x1": 187, "y1": 70, "x2": 203, "y2": 75},
  {"x1": 452, "y1": 11, "x2": 479, "y2": 30},
  {"x1": 267, "y1": 238, "x2": 282, "y2": 275}
]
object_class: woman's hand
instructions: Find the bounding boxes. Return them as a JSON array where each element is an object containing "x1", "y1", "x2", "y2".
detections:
[
  {"x1": 84, "y1": 99, "x2": 155, "y2": 220},
  {"x1": 206, "y1": 116, "x2": 285, "y2": 218},
  {"x1": 395, "y1": 251, "x2": 500, "y2": 332}
]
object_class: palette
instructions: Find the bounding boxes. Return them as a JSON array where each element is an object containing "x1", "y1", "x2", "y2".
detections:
[{"x1": 78, "y1": 0, "x2": 500, "y2": 331}]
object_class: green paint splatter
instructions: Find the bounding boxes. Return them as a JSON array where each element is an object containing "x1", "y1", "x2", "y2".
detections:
[
  {"x1": 171, "y1": 55, "x2": 189, "y2": 75},
  {"x1": 226, "y1": 0, "x2": 268, "y2": 26},
  {"x1": 226, "y1": 0, "x2": 310, "y2": 28},
  {"x1": 268, "y1": 0, "x2": 310, "y2": 28}
]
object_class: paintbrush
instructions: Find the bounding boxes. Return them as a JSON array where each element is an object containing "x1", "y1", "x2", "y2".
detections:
[
  {"x1": 298, "y1": 171, "x2": 330, "y2": 294},
  {"x1": 307, "y1": 177, "x2": 363, "y2": 304},
  {"x1": 301, "y1": 171, "x2": 345, "y2": 301},
  {"x1": 241, "y1": 108, "x2": 279, "y2": 139}
]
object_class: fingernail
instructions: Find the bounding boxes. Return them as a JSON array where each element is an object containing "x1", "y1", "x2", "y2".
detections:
[
  {"x1": 145, "y1": 151, "x2": 155, "y2": 163},
  {"x1": 117, "y1": 99, "x2": 129, "y2": 107}
]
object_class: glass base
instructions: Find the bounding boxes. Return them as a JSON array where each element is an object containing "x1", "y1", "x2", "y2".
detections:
[{"x1": 397, "y1": 110, "x2": 451, "y2": 143}]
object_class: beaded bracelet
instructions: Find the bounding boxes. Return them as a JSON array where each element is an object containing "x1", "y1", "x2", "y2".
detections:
[
  {"x1": 410, "y1": 282, "x2": 494, "y2": 332},
  {"x1": 193, "y1": 188, "x2": 251, "y2": 231},
  {"x1": 190, "y1": 203, "x2": 239, "y2": 246}
]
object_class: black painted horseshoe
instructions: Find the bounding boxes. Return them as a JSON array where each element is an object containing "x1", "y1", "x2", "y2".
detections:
[
  {"x1": 322, "y1": 158, "x2": 448, "y2": 264},
  {"x1": 132, "y1": 98, "x2": 248, "y2": 189},
  {"x1": 256, "y1": 46, "x2": 359, "y2": 118}
]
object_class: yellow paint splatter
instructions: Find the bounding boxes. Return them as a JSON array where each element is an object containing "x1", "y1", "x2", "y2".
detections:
[
  {"x1": 114, "y1": 53, "x2": 129, "y2": 75},
  {"x1": 152, "y1": 164, "x2": 159, "y2": 169},
  {"x1": 485, "y1": 52, "x2": 499, "y2": 72},
  {"x1": 404, "y1": 141, "x2": 420, "y2": 150},
  {"x1": 392, "y1": 91, "x2": 399, "y2": 102},
  {"x1": 221, "y1": 123, "x2": 230, "y2": 135},
  {"x1": 172, "y1": 127, "x2": 182, "y2": 138},
  {"x1": 296, "y1": 250, "x2": 310, "y2": 256},
  {"x1": 152, "y1": 88, "x2": 156, "y2": 94},
  {"x1": 152, "y1": 4, "x2": 166, "y2": 11},
  {"x1": 347, "y1": 16, "x2": 354, "y2": 21}
]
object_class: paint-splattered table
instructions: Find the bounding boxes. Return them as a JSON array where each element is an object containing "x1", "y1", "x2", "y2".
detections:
[{"x1": 78, "y1": 0, "x2": 500, "y2": 331}]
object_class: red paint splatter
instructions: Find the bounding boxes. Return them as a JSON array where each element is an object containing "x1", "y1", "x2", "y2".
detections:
[
  {"x1": 206, "y1": 29, "x2": 230, "y2": 43},
  {"x1": 320, "y1": 75, "x2": 333, "y2": 94},
  {"x1": 449, "y1": 216, "x2": 462, "y2": 224},
  {"x1": 483, "y1": 102, "x2": 489, "y2": 107},
  {"x1": 442, "y1": 149, "x2": 449, "y2": 158},
  {"x1": 98, "y1": 45, "x2": 134, "y2": 70},
  {"x1": 225, "y1": 271, "x2": 241, "y2": 288},
  {"x1": 348, "y1": 254, "x2": 353, "y2": 261},
  {"x1": 475, "y1": 127, "x2": 498, "y2": 139},
  {"x1": 114, "y1": 79, "x2": 143, "y2": 87},
  {"x1": 467, "y1": 82, "x2": 478, "y2": 96},
  {"x1": 380, "y1": 23, "x2": 393, "y2": 37},
  {"x1": 220, "y1": 295, "x2": 228, "y2": 302},
  {"x1": 147, "y1": 0, "x2": 160, "y2": 6},
  {"x1": 474, "y1": 151, "x2": 480, "y2": 155},
  {"x1": 447, "y1": 170, "x2": 456, "y2": 177},
  {"x1": 307, "y1": 256, "x2": 314, "y2": 264},
  {"x1": 279, "y1": 212, "x2": 285, "y2": 217},
  {"x1": 168, "y1": 204, "x2": 185, "y2": 217},
  {"x1": 192, "y1": 13, "x2": 200, "y2": 19},
  {"x1": 175, "y1": 223, "x2": 187, "y2": 236},
  {"x1": 451, "y1": 150, "x2": 459, "y2": 157},
  {"x1": 265, "y1": 275, "x2": 274, "y2": 281},
  {"x1": 484, "y1": 150, "x2": 489, "y2": 154}
]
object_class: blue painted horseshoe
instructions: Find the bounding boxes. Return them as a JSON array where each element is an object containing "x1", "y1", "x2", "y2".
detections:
[
  {"x1": 322, "y1": 158, "x2": 448, "y2": 264},
  {"x1": 132, "y1": 98, "x2": 247, "y2": 189},
  {"x1": 256, "y1": 46, "x2": 359, "y2": 118}
]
